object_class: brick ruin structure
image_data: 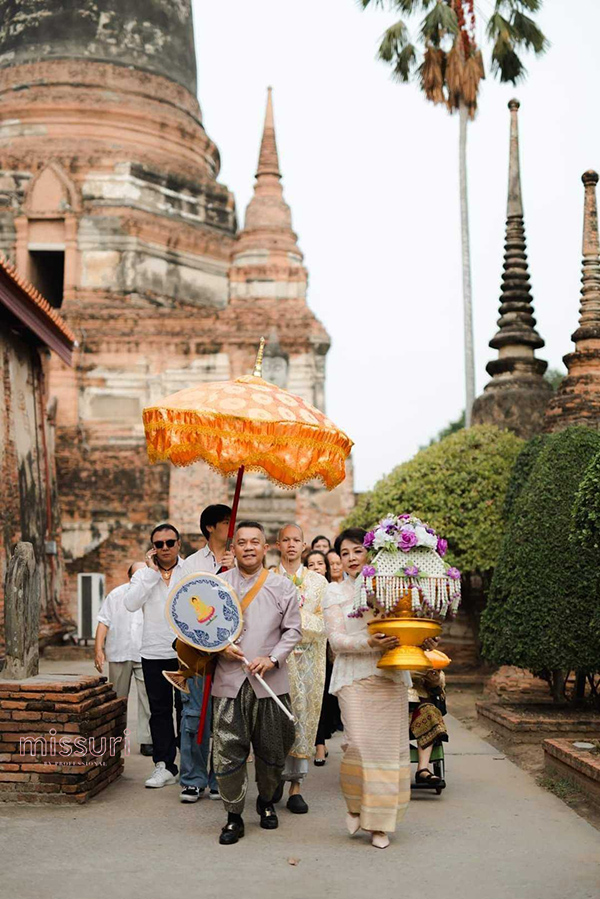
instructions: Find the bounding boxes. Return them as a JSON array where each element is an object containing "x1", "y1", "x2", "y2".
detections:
[
  {"x1": 545, "y1": 170, "x2": 600, "y2": 431},
  {"x1": 0, "y1": 674, "x2": 126, "y2": 804},
  {"x1": 0, "y1": 257, "x2": 75, "y2": 652},
  {"x1": 472, "y1": 100, "x2": 551, "y2": 436},
  {"x1": 0, "y1": 1, "x2": 354, "y2": 631}
]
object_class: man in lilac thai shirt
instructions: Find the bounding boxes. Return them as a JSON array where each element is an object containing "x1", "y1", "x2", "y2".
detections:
[{"x1": 212, "y1": 520, "x2": 302, "y2": 846}]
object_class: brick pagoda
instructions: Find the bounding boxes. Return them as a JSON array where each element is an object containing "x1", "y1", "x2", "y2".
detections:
[
  {"x1": 545, "y1": 170, "x2": 600, "y2": 430},
  {"x1": 0, "y1": 1, "x2": 354, "y2": 627},
  {"x1": 472, "y1": 99, "x2": 551, "y2": 437}
]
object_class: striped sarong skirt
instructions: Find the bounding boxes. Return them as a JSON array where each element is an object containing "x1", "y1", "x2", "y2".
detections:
[{"x1": 337, "y1": 675, "x2": 410, "y2": 833}]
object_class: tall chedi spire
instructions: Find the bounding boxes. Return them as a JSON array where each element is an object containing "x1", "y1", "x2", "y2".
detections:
[
  {"x1": 226, "y1": 88, "x2": 348, "y2": 544},
  {"x1": 228, "y1": 87, "x2": 329, "y2": 390},
  {"x1": 233, "y1": 87, "x2": 304, "y2": 266},
  {"x1": 546, "y1": 171, "x2": 600, "y2": 430},
  {"x1": 472, "y1": 99, "x2": 551, "y2": 438}
]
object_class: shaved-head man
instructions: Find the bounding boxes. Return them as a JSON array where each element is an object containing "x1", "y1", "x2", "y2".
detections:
[{"x1": 273, "y1": 523, "x2": 328, "y2": 815}]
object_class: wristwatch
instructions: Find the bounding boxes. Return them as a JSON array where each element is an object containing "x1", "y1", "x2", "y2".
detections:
[{"x1": 269, "y1": 656, "x2": 279, "y2": 668}]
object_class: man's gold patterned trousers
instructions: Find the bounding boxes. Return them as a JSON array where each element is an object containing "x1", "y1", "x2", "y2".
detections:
[{"x1": 212, "y1": 680, "x2": 296, "y2": 814}]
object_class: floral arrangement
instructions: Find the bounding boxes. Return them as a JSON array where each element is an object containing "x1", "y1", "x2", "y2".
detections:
[{"x1": 350, "y1": 514, "x2": 461, "y2": 620}]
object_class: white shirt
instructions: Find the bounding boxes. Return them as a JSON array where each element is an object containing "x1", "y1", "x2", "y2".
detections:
[
  {"x1": 123, "y1": 557, "x2": 186, "y2": 660},
  {"x1": 323, "y1": 578, "x2": 411, "y2": 695},
  {"x1": 97, "y1": 583, "x2": 144, "y2": 663},
  {"x1": 178, "y1": 543, "x2": 220, "y2": 578}
]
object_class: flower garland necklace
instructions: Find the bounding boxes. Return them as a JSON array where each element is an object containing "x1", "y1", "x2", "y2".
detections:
[{"x1": 279, "y1": 564, "x2": 307, "y2": 607}]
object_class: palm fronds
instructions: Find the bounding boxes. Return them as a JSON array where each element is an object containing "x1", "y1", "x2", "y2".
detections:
[
  {"x1": 419, "y1": 2, "x2": 458, "y2": 48},
  {"x1": 362, "y1": 0, "x2": 547, "y2": 102},
  {"x1": 390, "y1": 0, "x2": 437, "y2": 11},
  {"x1": 487, "y1": 3, "x2": 548, "y2": 84},
  {"x1": 446, "y1": 38, "x2": 484, "y2": 117},
  {"x1": 393, "y1": 43, "x2": 419, "y2": 82},
  {"x1": 512, "y1": 11, "x2": 548, "y2": 53},
  {"x1": 378, "y1": 20, "x2": 410, "y2": 61},
  {"x1": 494, "y1": 0, "x2": 543, "y2": 12},
  {"x1": 419, "y1": 45, "x2": 446, "y2": 105},
  {"x1": 445, "y1": 37, "x2": 465, "y2": 110}
]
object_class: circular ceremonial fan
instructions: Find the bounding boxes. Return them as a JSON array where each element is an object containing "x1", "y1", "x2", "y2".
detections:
[{"x1": 166, "y1": 572, "x2": 242, "y2": 652}]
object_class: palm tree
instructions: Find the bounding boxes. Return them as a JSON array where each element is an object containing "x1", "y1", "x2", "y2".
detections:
[{"x1": 360, "y1": 0, "x2": 548, "y2": 425}]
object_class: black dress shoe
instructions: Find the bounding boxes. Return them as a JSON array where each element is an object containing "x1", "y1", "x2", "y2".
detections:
[
  {"x1": 287, "y1": 794, "x2": 309, "y2": 814},
  {"x1": 271, "y1": 781, "x2": 284, "y2": 803},
  {"x1": 256, "y1": 796, "x2": 279, "y2": 829},
  {"x1": 219, "y1": 820, "x2": 245, "y2": 845},
  {"x1": 139, "y1": 744, "x2": 153, "y2": 757}
]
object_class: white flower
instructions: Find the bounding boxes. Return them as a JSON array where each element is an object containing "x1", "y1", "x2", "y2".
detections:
[
  {"x1": 373, "y1": 529, "x2": 395, "y2": 550},
  {"x1": 414, "y1": 526, "x2": 437, "y2": 549}
]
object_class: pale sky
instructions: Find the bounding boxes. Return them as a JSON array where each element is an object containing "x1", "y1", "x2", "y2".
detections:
[{"x1": 193, "y1": 0, "x2": 600, "y2": 491}]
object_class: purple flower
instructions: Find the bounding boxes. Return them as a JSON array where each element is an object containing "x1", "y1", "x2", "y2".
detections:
[
  {"x1": 437, "y1": 537, "x2": 448, "y2": 558},
  {"x1": 404, "y1": 565, "x2": 420, "y2": 577},
  {"x1": 398, "y1": 513, "x2": 411, "y2": 520},
  {"x1": 363, "y1": 531, "x2": 375, "y2": 549},
  {"x1": 447, "y1": 567, "x2": 461, "y2": 580},
  {"x1": 426, "y1": 527, "x2": 436, "y2": 535},
  {"x1": 398, "y1": 527, "x2": 418, "y2": 552},
  {"x1": 362, "y1": 565, "x2": 376, "y2": 578}
]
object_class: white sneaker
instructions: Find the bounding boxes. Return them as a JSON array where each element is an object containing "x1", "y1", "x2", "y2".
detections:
[
  {"x1": 208, "y1": 789, "x2": 221, "y2": 800},
  {"x1": 145, "y1": 762, "x2": 177, "y2": 788}
]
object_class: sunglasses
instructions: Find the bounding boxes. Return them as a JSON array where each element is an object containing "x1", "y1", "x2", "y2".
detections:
[{"x1": 153, "y1": 539, "x2": 177, "y2": 549}]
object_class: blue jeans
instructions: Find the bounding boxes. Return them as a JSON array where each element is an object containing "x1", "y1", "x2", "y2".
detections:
[{"x1": 179, "y1": 675, "x2": 218, "y2": 791}]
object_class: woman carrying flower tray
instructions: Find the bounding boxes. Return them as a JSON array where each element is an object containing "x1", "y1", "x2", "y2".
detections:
[
  {"x1": 323, "y1": 527, "x2": 411, "y2": 850},
  {"x1": 323, "y1": 516, "x2": 460, "y2": 849}
]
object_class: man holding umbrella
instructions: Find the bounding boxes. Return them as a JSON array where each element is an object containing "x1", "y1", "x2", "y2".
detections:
[{"x1": 212, "y1": 521, "x2": 302, "y2": 845}]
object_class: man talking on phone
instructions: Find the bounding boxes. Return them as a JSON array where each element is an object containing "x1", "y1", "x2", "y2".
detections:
[{"x1": 125, "y1": 523, "x2": 185, "y2": 788}]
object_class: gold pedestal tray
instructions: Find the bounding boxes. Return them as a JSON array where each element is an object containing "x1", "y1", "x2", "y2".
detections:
[{"x1": 367, "y1": 617, "x2": 442, "y2": 671}]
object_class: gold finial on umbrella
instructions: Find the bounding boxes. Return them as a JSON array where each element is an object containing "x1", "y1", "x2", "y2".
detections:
[{"x1": 253, "y1": 336, "x2": 266, "y2": 377}]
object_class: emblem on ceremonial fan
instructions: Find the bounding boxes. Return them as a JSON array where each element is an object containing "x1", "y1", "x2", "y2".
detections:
[{"x1": 166, "y1": 572, "x2": 242, "y2": 652}]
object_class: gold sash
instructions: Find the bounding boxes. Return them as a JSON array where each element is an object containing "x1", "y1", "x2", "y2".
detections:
[{"x1": 241, "y1": 567, "x2": 269, "y2": 612}]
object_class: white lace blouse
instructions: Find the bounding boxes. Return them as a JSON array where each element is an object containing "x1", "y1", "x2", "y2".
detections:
[{"x1": 323, "y1": 579, "x2": 412, "y2": 695}]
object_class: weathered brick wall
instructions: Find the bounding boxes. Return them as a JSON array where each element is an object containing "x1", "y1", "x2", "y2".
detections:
[
  {"x1": 0, "y1": 328, "x2": 68, "y2": 653},
  {"x1": 0, "y1": 0, "x2": 199, "y2": 95}
]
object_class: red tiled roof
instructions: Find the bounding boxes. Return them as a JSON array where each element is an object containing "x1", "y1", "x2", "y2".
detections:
[{"x1": 0, "y1": 256, "x2": 76, "y2": 365}]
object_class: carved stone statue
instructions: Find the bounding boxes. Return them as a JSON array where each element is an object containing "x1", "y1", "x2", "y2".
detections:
[
  {"x1": 3, "y1": 542, "x2": 40, "y2": 679},
  {"x1": 262, "y1": 329, "x2": 289, "y2": 388}
]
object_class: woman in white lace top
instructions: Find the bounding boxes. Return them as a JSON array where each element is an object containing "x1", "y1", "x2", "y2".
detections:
[{"x1": 323, "y1": 527, "x2": 411, "y2": 850}]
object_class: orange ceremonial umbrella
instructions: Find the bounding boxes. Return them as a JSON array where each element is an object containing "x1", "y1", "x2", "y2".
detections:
[{"x1": 142, "y1": 338, "x2": 353, "y2": 538}]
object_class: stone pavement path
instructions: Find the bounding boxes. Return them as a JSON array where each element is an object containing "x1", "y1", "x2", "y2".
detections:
[{"x1": 1, "y1": 660, "x2": 599, "y2": 899}]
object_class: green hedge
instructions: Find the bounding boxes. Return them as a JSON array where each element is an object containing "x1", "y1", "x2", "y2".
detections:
[
  {"x1": 480, "y1": 427, "x2": 600, "y2": 674},
  {"x1": 344, "y1": 424, "x2": 524, "y2": 572},
  {"x1": 572, "y1": 448, "x2": 600, "y2": 549}
]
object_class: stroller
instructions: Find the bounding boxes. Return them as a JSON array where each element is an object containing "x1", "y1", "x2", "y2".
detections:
[
  {"x1": 410, "y1": 740, "x2": 446, "y2": 796},
  {"x1": 409, "y1": 666, "x2": 448, "y2": 797}
]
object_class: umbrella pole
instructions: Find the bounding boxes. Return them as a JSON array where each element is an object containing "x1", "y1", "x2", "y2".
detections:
[{"x1": 226, "y1": 465, "x2": 245, "y2": 550}]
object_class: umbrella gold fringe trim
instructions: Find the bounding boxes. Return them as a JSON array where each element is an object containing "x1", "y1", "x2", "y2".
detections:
[
  {"x1": 143, "y1": 415, "x2": 352, "y2": 451},
  {"x1": 146, "y1": 445, "x2": 343, "y2": 490},
  {"x1": 144, "y1": 422, "x2": 351, "y2": 452},
  {"x1": 143, "y1": 409, "x2": 352, "y2": 491}
]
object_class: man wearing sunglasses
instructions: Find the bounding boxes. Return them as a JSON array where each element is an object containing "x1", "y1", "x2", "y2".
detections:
[{"x1": 125, "y1": 523, "x2": 185, "y2": 788}]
